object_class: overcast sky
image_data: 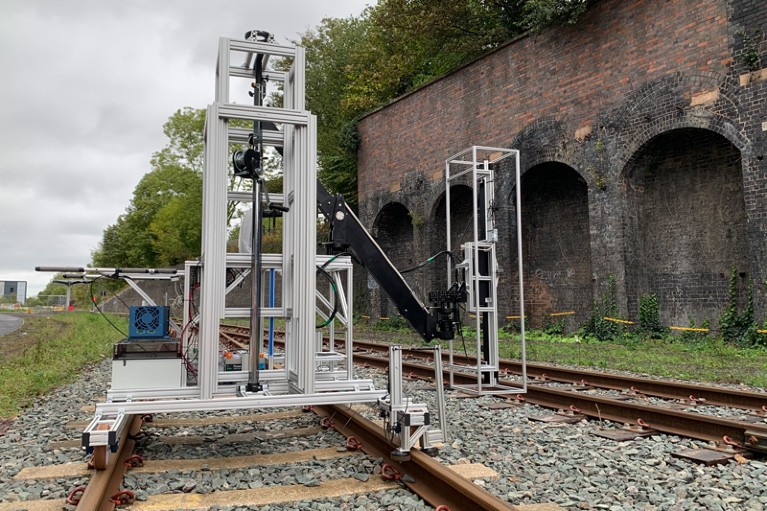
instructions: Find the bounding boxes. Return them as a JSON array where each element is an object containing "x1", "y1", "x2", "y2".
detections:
[{"x1": 0, "y1": 0, "x2": 373, "y2": 297}]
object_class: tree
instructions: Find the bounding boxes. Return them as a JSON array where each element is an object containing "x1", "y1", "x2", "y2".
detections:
[
  {"x1": 298, "y1": 15, "x2": 372, "y2": 208},
  {"x1": 298, "y1": 0, "x2": 594, "y2": 206},
  {"x1": 93, "y1": 107, "x2": 205, "y2": 268}
]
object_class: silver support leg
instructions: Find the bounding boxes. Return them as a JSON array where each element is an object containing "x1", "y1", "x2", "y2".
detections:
[{"x1": 380, "y1": 345, "x2": 447, "y2": 460}]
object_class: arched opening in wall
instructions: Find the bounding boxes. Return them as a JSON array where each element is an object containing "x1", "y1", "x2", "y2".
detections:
[
  {"x1": 624, "y1": 128, "x2": 747, "y2": 327},
  {"x1": 516, "y1": 162, "x2": 592, "y2": 329},
  {"x1": 431, "y1": 185, "x2": 474, "y2": 297},
  {"x1": 372, "y1": 202, "x2": 415, "y2": 320}
]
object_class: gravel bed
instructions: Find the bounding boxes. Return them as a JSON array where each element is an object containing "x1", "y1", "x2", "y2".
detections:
[
  {"x1": 0, "y1": 360, "x2": 111, "y2": 503},
  {"x1": 139, "y1": 428, "x2": 354, "y2": 461},
  {"x1": 359, "y1": 366, "x2": 767, "y2": 511},
  {"x1": 1, "y1": 357, "x2": 767, "y2": 510}
]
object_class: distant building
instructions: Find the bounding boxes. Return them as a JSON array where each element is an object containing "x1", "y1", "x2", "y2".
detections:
[{"x1": 0, "y1": 281, "x2": 27, "y2": 305}]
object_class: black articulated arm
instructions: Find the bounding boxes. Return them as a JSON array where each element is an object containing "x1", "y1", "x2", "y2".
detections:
[{"x1": 317, "y1": 180, "x2": 464, "y2": 342}]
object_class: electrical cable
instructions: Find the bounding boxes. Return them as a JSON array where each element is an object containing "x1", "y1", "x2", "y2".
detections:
[
  {"x1": 320, "y1": 251, "x2": 360, "y2": 269},
  {"x1": 315, "y1": 265, "x2": 339, "y2": 329},
  {"x1": 457, "y1": 303, "x2": 469, "y2": 358},
  {"x1": 89, "y1": 276, "x2": 127, "y2": 337},
  {"x1": 314, "y1": 252, "x2": 359, "y2": 329},
  {"x1": 399, "y1": 250, "x2": 456, "y2": 274}
]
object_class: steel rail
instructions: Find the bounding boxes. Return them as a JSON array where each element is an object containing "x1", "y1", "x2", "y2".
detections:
[
  {"x1": 315, "y1": 404, "x2": 518, "y2": 511},
  {"x1": 236, "y1": 330, "x2": 767, "y2": 448},
  {"x1": 352, "y1": 351, "x2": 767, "y2": 452},
  {"x1": 344, "y1": 339, "x2": 767, "y2": 412},
  {"x1": 76, "y1": 414, "x2": 142, "y2": 511}
]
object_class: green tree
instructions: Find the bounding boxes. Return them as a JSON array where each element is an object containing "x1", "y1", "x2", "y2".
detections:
[
  {"x1": 298, "y1": 0, "x2": 594, "y2": 206},
  {"x1": 93, "y1": 107, "x2": 206, "y2": 268}
]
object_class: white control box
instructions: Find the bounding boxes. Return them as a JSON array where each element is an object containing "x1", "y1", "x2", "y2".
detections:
[{"x1": 111, "y1": 358, "x2": 183, "y2": 390}]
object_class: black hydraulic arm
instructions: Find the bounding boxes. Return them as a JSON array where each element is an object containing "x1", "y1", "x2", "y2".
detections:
[{"x1": 317, "y1": 180, "x2": 442, "y2": 341}]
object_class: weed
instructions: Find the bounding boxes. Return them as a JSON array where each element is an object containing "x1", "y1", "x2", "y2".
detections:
[
  {"x1": 719, "y1": 267, "x2": 755, "y2": 346},
  {"x1": 677, "y1": 319, "x2": 711, "y2": 344},
  {"x1": 638, "y1": 293, "x2": 665, "y2": 339},
  {"x1": 582, "y1": 274, "x2": 620, "y2": 341},
  {"x1": 543, "y1": 316, "x2": 565, "y2": 336},
  {"x1": 371, "y1": 315, "x2": 409, "y2": 332},
  {"x1": 739, "y1": 29, "x2": 764, "y2": 72}
]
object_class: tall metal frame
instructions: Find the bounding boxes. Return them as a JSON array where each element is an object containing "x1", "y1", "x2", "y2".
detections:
[
  {"x1": 38, "y1": 52, "x2": 528, "y2": 476},
  {"x1": 78, "y1": 36, "x2": 388, "y2": 457},
  {"x1": 445, "y1": 146, "x2": 527, "y2": 395}
]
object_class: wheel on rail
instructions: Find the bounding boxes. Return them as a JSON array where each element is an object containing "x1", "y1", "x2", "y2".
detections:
[
  {"x1": 92, "y1": 445, "x2": 108, "y2": 470},
  {"x1": 390, "y1": 449, "x2": 411, "y2": 462}
]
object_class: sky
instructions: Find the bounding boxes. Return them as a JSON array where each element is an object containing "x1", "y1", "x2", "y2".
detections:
[{"x1": 0, "y1": 0, "x2": 373, "y2": 297}]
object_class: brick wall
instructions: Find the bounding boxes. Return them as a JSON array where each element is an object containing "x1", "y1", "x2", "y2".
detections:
[{"x1": 357, "y1": 0, "x2": 767, "y2": 329}]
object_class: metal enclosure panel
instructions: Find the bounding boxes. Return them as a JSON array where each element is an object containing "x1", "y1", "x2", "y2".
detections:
[{"x1": 111, "y1": 358, "x2": 183, "y2": 390}]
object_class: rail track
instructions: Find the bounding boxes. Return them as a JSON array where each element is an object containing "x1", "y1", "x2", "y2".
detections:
[
  {"x1": 5, "y1": 368, "x2": 518, "y2": 510},
  {"x1": 20, "y1": 324, "x2": 760, "y2": 510},
  {"x1": 232, "y1": 326, "x2": 767, "y2": 459}
]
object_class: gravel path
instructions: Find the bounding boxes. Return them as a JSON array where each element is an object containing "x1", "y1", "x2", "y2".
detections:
[{"x1": 1, "y1": 358, "x2": 766, "y2": 510}]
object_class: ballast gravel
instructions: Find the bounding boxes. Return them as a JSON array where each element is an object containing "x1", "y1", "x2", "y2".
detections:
[{"x1": 0, "y1": 358, "x2": 766, "y2": 511}]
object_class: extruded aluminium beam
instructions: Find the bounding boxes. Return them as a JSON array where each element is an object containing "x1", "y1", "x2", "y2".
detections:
[
  {"x1": 94, "y1": 389, "x2": 387, "y2": 415},
  {"x1": 228, "y1": 39, "x2": 297, "y2": 58},
  {"x1": 229, "y1": 126, "x2": 283, "y2": 146},
  {"x1": 229, "y1": 67, "x2": 286, "y2": 82},
  {"x1": 218, "y1": 104, "x2": 309, "y2": 126}
]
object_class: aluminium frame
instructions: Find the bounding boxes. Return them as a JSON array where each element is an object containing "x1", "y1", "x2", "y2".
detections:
[
  {"x1": 445, "y1": 146, "x2": 527, "y2": 395},
  {"x1": 79, "y1": 36, "x2": 387, "y2": 457}
]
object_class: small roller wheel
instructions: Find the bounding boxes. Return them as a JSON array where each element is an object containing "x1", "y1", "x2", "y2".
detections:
[{"x1": 390, "y1": 449, "x2": 411, "y2": 462}]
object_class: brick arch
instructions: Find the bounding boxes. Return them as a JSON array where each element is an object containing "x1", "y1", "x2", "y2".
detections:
[
  {"x1": 506, "y1": 161, "x2": 593, "y2": 328},
  {"x1": 371, "y1": 201, "x2": 417, "y2": 318},
  {"x1": 622, "y1": 127, "x2": 748, "y2": 327},
  {"x1": 613, "y1": 72, "x2": 752, "y2": 171},
  {"x1": 429, "y1": 185, "x2": 474, "y2": 249},
  {"x1": 505, "y1": 118, "x2": 597, "y2": 194},
  {"x1": 372, "y1": 201, "x2": 415, "y2": 258},
  {"x1": 426, "y1": 185, "x2": 474, "y2": 298},
  {"x1": 509, "y1": 117, "x2": 573, "y2": 173}
]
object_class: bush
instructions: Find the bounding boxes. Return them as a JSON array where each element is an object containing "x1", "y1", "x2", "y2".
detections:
[
  {"x1": 638, "y1": 293, "x2": 665, "y2": 339},
  {"x1": 582, "y1": 274, "x2": 620, "y2": 341},
  {"x1": 719, "y1": 267, "x2": 755, "y2": 346},
  {"x1": 543, "y1": 317, "x2": 565, "y2": 336}
]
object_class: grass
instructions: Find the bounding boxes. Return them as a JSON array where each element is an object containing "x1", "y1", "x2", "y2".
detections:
[
  {"x1": 0, "y1": 312, "x2": 124, "y2": 419},
  {"x1": 500, "y1": 335, "x2": 767, "y2": 387},
  {"x1": 2, "y1": 311, "x2": 765, "y2": 420},
  {"x1": 353, "y1": 320, "x2": 767, "y2": 388}
]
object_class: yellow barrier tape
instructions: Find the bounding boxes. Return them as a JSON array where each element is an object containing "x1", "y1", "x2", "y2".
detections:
[
  {"x1": 603, "y1": 317, "x2": 634, "y2": 325},
  {"x1": 758, "y1": 329, "x2": 767, "y2": 334},
  {"x1": 549, "y1": 311, "x2": 575, "y2": 317},
  {"x1": 505, "y1": 315, "x2": 526, "y2": 319},
  {"x1": 360, "y1": 315, "x2": 370, "y2": 319},
  {"x1": 669, "y1": 326, "x2": 710, "y2": 332}
]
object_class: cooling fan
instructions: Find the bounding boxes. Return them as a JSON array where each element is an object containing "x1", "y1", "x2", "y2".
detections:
[{"x1": 128, "y1": 306, "x2": 170, "y2": 339}]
